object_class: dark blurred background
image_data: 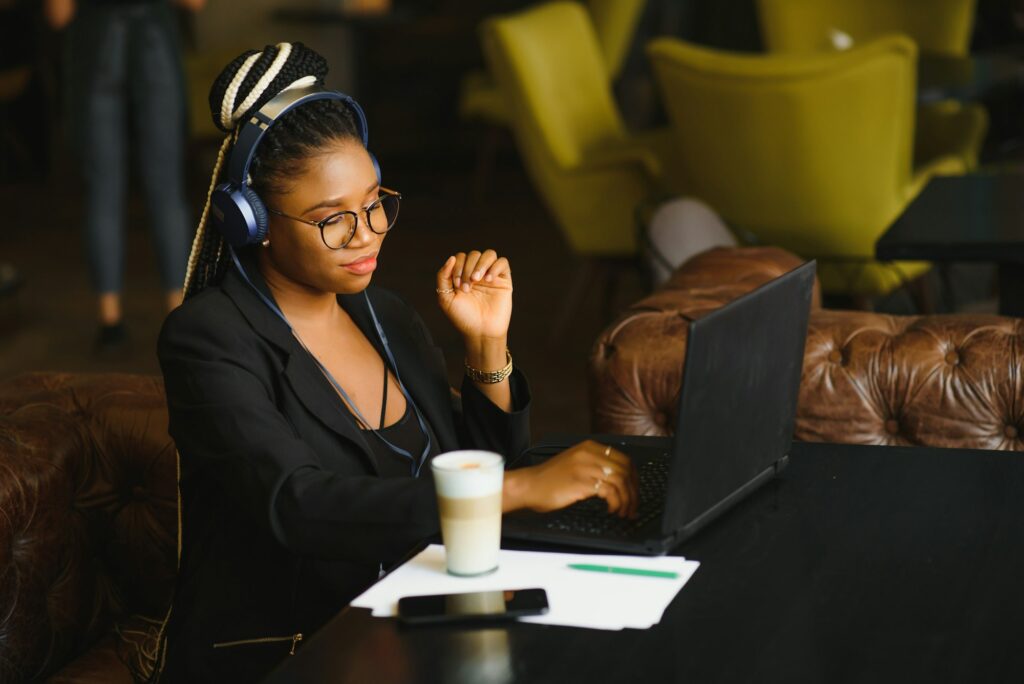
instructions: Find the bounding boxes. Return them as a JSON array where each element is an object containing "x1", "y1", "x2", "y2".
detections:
[{"x1": 2, "y1": 0, "x2": 1024, "y2": 436}]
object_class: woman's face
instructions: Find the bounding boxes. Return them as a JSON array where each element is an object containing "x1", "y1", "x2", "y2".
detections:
[{"x1": 260, "y1": 139, "x2": 385, "y2": 295}]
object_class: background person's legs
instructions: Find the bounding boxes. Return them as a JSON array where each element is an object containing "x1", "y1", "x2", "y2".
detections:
[
  {"x1": 129, "y1": 4, "x2": 190, "y2": 313},
  {"x1": 74, "y1": 9, "x2": 129, "y2": 336}
]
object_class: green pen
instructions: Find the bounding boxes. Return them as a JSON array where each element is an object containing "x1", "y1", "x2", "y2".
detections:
[{"x1": 567, "y1": 563, "x2": 679, "y2": 579}]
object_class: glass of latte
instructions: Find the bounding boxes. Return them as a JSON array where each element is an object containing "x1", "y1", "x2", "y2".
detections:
[{"x1": 430, "y1": 450, "x2": 504, "y2": 576}]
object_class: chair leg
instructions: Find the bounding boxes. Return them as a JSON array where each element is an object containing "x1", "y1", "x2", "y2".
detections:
[
  {"x1": 906, "y1": 274, "x2": 936, "y2": 315},
  {"x1": 850, "y1": 295, "x2": 874, "y2": 312},
  {"x1": 600, "y1": 261, "x2": 619, "y2": 324},
  {"x1": 599, "y1": 258, "x2": 641, "y2": 323},
  {"x1": 938, "y1": 264, "x2": 956, "y2": 312}
]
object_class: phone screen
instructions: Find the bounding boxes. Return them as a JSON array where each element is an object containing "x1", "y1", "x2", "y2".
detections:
[{"x1": 397, "y1": 588, "x2": 549, "y2": 625}]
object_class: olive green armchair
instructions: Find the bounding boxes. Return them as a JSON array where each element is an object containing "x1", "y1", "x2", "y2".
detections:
[
  {"x1": 481, "y1": 2, "x2": 673, "y2": 332},
  {"x1": 754, "y1": 0, "x2": 988, "y2": 174},
  {"x1": 755, "y1": 0, "x2": 977, "y2": 57},
  {"x1": 459, "y1": 0, "x2": 646, "y2": 127},
  {"x1": 482, "y1": 2, "x2": 668, "y2": 259},
  {"x1": 646, "y1": 35, "x2": 974, "y2": 298}
]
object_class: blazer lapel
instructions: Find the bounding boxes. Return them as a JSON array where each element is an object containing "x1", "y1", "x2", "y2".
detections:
[
  {"x1": 221, "y1": 265, "x2": 380, "y2": 473},
  {"x1": 281, "y1": 350, "x2": 380, "y2": 473},
  {"x1": 340, "y1": 290, "x2": 460, "y2": 453}
]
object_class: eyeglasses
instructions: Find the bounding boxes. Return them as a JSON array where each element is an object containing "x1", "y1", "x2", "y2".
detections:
[{"x1": 266, "y1": 187, "x2": 401, "y2": 250}]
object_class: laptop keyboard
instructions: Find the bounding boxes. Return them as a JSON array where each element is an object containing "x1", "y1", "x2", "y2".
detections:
[{"x1": 543, "y1": 457, "x2": 670, "y2": 538}]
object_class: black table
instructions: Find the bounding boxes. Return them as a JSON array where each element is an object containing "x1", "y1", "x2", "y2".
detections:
[
  {"x1": 876, "y1": 172, "x2": 1024, "y2": 316},
  {"x1": 918, "y1": 52, "x2": 1024, "y2": 103},
  {"x1": 262, "y1": 442, "x2": 1024, "y2": 684}
]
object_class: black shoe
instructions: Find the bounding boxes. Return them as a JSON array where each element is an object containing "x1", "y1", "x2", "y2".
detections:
[{"x1": 95, "y1": 322, "x2": 128, "y2": 355}]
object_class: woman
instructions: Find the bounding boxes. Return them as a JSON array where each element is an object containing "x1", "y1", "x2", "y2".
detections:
[{"x1": 157, "y1": 43, "x2": 637, "y2": 682}]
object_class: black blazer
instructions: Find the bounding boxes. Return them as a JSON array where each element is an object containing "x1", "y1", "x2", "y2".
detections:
[{"x1": 157, "y1": 259, "x2": 531, "y2": 682}]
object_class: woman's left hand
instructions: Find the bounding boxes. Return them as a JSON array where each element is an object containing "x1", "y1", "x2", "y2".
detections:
[{"x1": 436, "y1": 250, "x2": 513, "y2": 341}]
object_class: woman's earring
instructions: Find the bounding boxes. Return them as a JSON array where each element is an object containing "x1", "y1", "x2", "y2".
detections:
[{"x1": 261, "y1": 238, "x2": 270, "y2": 248}]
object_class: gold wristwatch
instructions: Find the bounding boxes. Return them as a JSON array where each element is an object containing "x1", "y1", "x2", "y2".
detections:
[{"x1": 464, "y1": 349, "x2": 513, "y2": 384}]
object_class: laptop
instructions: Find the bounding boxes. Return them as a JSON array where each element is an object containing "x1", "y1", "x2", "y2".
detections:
[{"x1": 503, "y1": 261, "x2": 816, "y2": 555}]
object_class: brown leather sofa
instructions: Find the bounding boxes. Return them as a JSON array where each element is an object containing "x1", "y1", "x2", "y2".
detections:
[
  {"x1": 0, "y1": 373, "x2": 177, "y2": 684},
  {"x1": 590, "y1": 246, "x2": 1024, "y2": 451}
]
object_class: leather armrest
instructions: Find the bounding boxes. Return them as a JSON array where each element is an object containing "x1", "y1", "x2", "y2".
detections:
[
  {"x1": 0, "y1": 373, "x2": 176, "y2": 681},
  {"x1": 589, "y1": 247, "x2": 1024, "y2": 450}
]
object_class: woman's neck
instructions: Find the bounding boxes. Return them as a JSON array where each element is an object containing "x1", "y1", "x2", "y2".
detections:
[{"x1": 257, "y1": 253, "x2": 340, "y2": 327}]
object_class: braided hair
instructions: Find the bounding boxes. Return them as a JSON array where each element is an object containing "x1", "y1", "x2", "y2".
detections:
[{"x1": 183, "y1": 42, "x2": 363, "y2": 300}]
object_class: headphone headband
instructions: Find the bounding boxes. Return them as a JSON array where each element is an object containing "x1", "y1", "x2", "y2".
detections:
[
  {"x1": 210, "y1": 84, "x2": 378, "y2": 249},
  {"x1": 226, "y1": 85, "x2": 370, "y2": 186}
]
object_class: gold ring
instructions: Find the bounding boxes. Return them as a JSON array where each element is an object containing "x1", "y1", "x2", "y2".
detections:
[
  {"x1": 601, "y1": 465, "x2": 613, "y2": 478},
  {"x1": 436, "y1": 287, "x2": 454, "y2": 294},
  {"x1": 603, "y1": 445, "x2": 611, "y2": 457},
  {"x1": 594, "y1": 479, "x2": 602, "y2": 492}
]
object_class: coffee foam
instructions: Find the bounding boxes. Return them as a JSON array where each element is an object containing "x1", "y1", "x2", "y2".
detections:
[{"x1": 431, "y1": 450, "x2": 504, "y2": 498}]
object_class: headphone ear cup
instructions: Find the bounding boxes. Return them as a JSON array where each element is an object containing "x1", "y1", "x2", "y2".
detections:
[
  {"x1": 212, "y1": 183, "x2": 256, "y2": 248},
  {"x1": 242, "y1": 186, "x2": 269, "y2": 244}
]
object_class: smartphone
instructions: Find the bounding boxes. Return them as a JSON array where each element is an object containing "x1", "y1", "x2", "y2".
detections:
[{"x1": 397, "y1": 588, "x2": 549, "y2": 625}]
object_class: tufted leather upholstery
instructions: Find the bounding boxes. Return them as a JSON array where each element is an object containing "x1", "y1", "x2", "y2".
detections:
[
  {"x1": 0, "y1": 373, "x2": 177, "y2": 683},
  {"x1": 590, "y1": 247, "x2": 1024, "y2": 451}
]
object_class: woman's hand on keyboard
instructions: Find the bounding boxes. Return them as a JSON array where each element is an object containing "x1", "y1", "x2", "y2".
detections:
[{"x1": 503, "y1": 440, "x2": 638, "y2": 518}]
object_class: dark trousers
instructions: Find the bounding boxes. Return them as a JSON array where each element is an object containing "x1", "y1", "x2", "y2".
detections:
[{"x1": 69, "y1": 2, "x2": 191, "y2": 294}]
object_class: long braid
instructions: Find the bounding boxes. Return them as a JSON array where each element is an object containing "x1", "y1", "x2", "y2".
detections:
[
  {"x1": 182, "y1": 134, "x2": 230, "y2": 298},
  {"x1": 219, "y1": 52, "x2": 261, "y2": 131}
]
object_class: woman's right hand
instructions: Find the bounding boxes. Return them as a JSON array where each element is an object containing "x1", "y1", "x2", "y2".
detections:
[{"x1": 503, "y1": 440, "x2": 639, "y2": 518}]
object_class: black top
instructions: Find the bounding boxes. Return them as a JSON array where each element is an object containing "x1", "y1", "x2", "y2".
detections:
[
  {"x1": 348, "y1": 329, "x2": 440, "y2": 478},
  {"x1": 156, "y1": 253, "x2": 530, "y2": 683},
  {"x1": 366, "y1": 392, "x2": 440, "y2": 478}
]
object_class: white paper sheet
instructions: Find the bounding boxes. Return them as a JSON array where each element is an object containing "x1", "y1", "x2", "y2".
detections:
[{"x1": 351, "y1": 545, "x2": 699, "y2": 631}]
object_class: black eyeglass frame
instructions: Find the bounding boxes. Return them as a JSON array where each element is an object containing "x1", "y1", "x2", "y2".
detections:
[{"x1": 266, "y1": 187, "x2": 401, "y2": 250}]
